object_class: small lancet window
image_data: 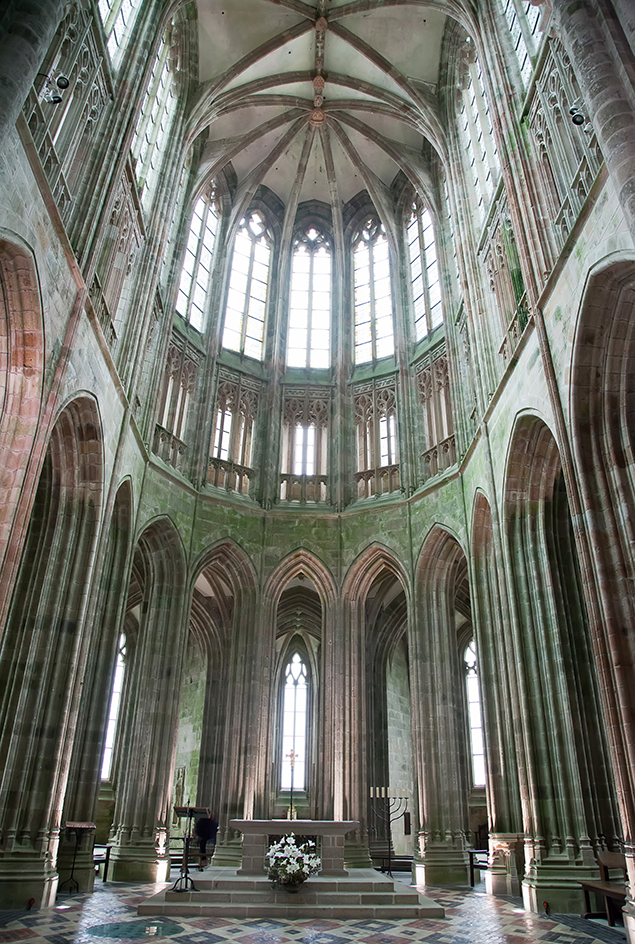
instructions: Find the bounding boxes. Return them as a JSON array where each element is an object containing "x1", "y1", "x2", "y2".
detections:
[
  {"x1": 280, "y1": 653, "x2": 308, "y2": 790},
  {"x1": 223, "y1": 211, "x2": 271, "y2": 361},
  {"x1": 353, "y1": 217, "x2": 395, "y2": 365},
  {"x1": 407, "y1": 204, "x2": 443, "y2": 341},
  {"x1": 101, "y1": 634, "x2": 127, "y2": 780},
  {"x1": 465, "y1": 640, "x2": 486, "y2": 786},
  {"x1": 287, "y1": 228, "x2": 331, "y2": 369},
  {"x1": 175, "y1": 189, "x2": 219, "y2": 331},
  {"x1": 98, "y1": 0, "x2": 140, "y2": 66}
]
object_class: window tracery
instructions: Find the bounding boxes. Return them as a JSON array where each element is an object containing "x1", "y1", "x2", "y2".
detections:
[
  {"x1": 406, "y1": 203, "x2": 443, "y2": 341},
  {"x1": 154, "y1": 334, "x2": 202, "y2": 468},
  {"x1": 175, "y1": 188, "x2": 219, "y2": 332},
  {"x1": 280, "y1": 389, "x2": 329, "y2": 503},
  {"x1": 353, "y1": 216, "x2": 395, "y2": 364},
  {"x1": 353, "y1": 381, "x2": 399, "y2": 499},
  {"x1": 223, "y1": 212, "x2": 272, "y2": 361},
  {"x1": 287, "y1": 227, "x2": 331, "y2": 369},
  {"x1": 464, "y1": 640, "x2": 485, "y2": 786},
  {"x1": 208, "y1": 371, "x2": 260, "y2": 495},
  {"x1": 101, "y1": 634, "x2": 126, "y2": 781},
  {"x1": 417, "y1": 351, "x2": 455, "y2": 482},
  {"x1": 280, "y1": 653, "x2": 308, "y2": 791}
]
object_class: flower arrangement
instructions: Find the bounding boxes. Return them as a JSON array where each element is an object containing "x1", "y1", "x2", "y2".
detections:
[{"x1": 265, "y1": 834, "x2": 321, "y2": 888}]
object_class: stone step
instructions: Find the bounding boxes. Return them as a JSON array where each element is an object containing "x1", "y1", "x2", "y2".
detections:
[
  {"x1": 138, "y1": 900, "x2": 444, "y2": 919},
  {"x1": 138, "y1": 868, "x2": 444, "y2": 920}
]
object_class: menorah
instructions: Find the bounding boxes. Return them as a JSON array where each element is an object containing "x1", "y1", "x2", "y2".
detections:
[{"x1": 369, "y1": 786, "x2": 410, "y2": 877}]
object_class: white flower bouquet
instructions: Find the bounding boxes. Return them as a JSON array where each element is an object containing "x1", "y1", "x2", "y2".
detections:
[{"x1": 265, "y1": 834, "x2": 321, "y2": 888}]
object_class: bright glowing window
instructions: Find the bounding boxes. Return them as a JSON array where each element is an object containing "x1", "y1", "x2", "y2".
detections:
[
  {"x1": 99, "y1": 0, "x2": 139, "y2": 65},
  {"x1": 501, "y1": 0, "x2": 543, "y2": 88},
  {"x1": 459, "y1": 48, "x2": 499, "y2": 222},
  {"x1": 353, "y1": 217, "x2": 394, "y2": 364},
  {"x1": 280, "y1": 653, "x2": 307, "y2": 790},
  {"x1": 223, "y1": 212, "x2": 271, "y2": 361},
  {"x1": 287, "y1": 228, "x2": 331, "y2": 369},
  {"x1": 465, "y1": 640, "x2": 486, "y2": 786},
  {"x1": 407, "y1": 204, "x2": 443, "y2": 341},
  {"x1": 175, "y1": 191, "x2": 219, "y2": 332},
  {"x1": 101, "y1": 634, "x2": 126, "y2": 780},
  {"x1": 131, "y1": 29, "x2": 178, "y2": 210}
]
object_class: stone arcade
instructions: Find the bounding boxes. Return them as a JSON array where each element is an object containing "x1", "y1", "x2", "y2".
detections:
[{"x1": 1, "y1": 0, "x2": 635, "y2": 937}]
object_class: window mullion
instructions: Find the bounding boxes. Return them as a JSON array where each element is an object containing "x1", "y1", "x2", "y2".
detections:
[
  {"x1": 188, "y1": 201, "x2": 208, "y2": 324},
  {"x1": 418, "y1": 214, "x2": 432, "y2": 336},
  {"x1": 241, "y1": 237, "x2": 255, "y2": 354},
  {"x1": 369, "y1": 244, "x2": 376, "y2": 362}
]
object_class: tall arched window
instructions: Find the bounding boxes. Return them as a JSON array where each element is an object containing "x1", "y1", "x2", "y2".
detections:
[
  {"x1": 287, "y1": 227, "x2": 331, "y2": 369},
  {"x1": 101, "y1": 634, "x2": 126, "y2": 780},
  {"x1": 131, "y1": 27, "x2": 178, "y2": 210},
  {"x1": 280, "y1": 653, "x2": 308, "y2": 790},
  {"x1": 464, "y1": 640, "x2": 485, "y2": 786},
  {"x1": 98, "y1": 0, "x2": 139, "y2": 66},
  {"x1": 500, "y1": 0, "x2": 543, "y2": 88},
  {"x1": 223, "y1": 211, "x2": 271, "y2": 361},
  {"x1": 459, "y1": 44, "x2": 500, "y2": 223},
  {"x1": 353, "y1": 217, "x2": 394, "y2": 364},
  {"x1": 407, "y1": 204, "x2": 443, "y2": 341},
  {"x1": 175, "y1": 189, "x2": 219, "y2": 332}
]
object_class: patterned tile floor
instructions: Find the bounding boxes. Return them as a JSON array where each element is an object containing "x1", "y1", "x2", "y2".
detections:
[{"x1": 0, "y1": 876, "x2": 627, "y2": 944}]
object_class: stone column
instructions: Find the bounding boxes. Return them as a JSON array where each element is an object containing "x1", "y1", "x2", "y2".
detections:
[
  {"x1": 551, "y1": 0, "x2": 635, "y2": 245},
  {"x1": 0, "y1": 0, "x2": 67, "y2": 147},
  {"x1": 410, "y1": 532, "x2": 470, "y2": 886}
]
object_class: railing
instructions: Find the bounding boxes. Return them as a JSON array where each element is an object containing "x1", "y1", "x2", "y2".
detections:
[
  {"x1": 422, "y1": 435, "x2": 456, "y2": 483},
  {"x1": 23, "y1": 90, "x2": 74, "y2": 219},
  {"x1": 153, "y1": 424, "x2": 187, "y2": 469},
  {"x1": 280, "y1": 473, "x2": 328, "y2": 503},
  {"x1": 208, "y1": 457, "x2": 253, "y2": 496},
  {"x1": 354, "y1": 464, "x2": 400, "y2": 500}
]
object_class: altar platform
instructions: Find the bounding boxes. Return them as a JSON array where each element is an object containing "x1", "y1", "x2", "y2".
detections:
[
  {"x1": 138, "y1": 819, "x2": 443, "y2": 919},
  {"x1": 137, "y1": 867, "x2": 445, "y2": 919}
]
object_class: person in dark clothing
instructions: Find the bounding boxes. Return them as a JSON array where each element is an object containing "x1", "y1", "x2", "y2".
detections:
[{"x1": 194, "y1": 814, "x2": 218, "y2": 869}]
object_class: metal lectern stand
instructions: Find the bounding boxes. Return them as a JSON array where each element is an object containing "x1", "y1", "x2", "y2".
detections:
[
  {"x1": 58, "y1": 821, "x2": 96, "y2": 895},
  {"x1": 171, "y1": 805, "x2": 209, "y2": 893}
]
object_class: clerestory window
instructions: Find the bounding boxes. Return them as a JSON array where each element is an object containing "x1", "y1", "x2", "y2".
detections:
[
  {"x1": 101, "y1": 634, "x2": 126, "y2": 780},
  {"x1": 223, "y1": 212, "x2": 271, "y2": 361},
  {"x1": 98, "y1": 0, "x2": 139, "y2": 66},
  {"x1": 353, "y1": 217, "x2": 395, "y2": 364},
  {"x1": 459, "y1": 45, "x2": 500, "y2": 223},
  {"x1": 131, "y1": 27, "x2": 178, "y2": 210},
  {"x1": 501, "y1": 0, "x2": 543, "y2": 88},
  {"x1": 465, "y1": 640, "x2": 486, "y2": 786},
  {"x1": 287, "y1": 228, "x2": 331, "y2": 369},
  {"x1": 407, "y1": 204, "x2": 443, "y2": 341},
  {"x1": 175, "y1": 189, "x2": 219, "y2": 332},
  {"x1": 280, "y1": 653, "x2": 308, "y2": 790}
]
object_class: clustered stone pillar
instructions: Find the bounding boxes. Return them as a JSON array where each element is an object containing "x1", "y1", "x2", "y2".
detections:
[
  {"x1": 0, "y1": 0, "x2": 67, "y2": 148},
  {"x1": 551, "y1": 0, "x2": 635, "y2": 246}
]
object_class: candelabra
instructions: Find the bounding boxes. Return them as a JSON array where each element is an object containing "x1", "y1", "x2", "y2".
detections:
[{"x1": 369, "y1": 787, "x2": 410, "y2": 877}]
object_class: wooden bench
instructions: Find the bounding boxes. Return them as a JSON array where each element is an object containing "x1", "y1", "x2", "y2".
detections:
[{"x1": 579, "y1": 851, "x2": 627, "y2": 927}]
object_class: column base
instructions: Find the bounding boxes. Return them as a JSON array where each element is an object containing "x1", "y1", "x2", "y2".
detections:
[
  {"x1": 415, "y1": 841, "x2": 470, "y2": 885},
  {"x1": 108, "y1": 841, "x2": 170, "y2": 883},
  {"x1": 211, "y1": 838, "x2": 243, "y2": 868},
  {"x1": 343, "y1": 838, "x2": 372, "y2": 868},
  {"x1": 486, "y1": 833, "x2": 522, "y2": 897},
  {"x1": 623, "y1": 901, "x2": 635, "y2": 943},
  {"x1": 522, "y1": 860, "x2": 596, "y2": 915},
  {"x1": 0, "y1": 853, "x2": 58, "y2": 909}
]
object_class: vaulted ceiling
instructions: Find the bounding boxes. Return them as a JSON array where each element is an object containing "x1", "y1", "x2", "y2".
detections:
[{"x1": 191, "y1": 0, "x2": 457, "y2": 214}]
